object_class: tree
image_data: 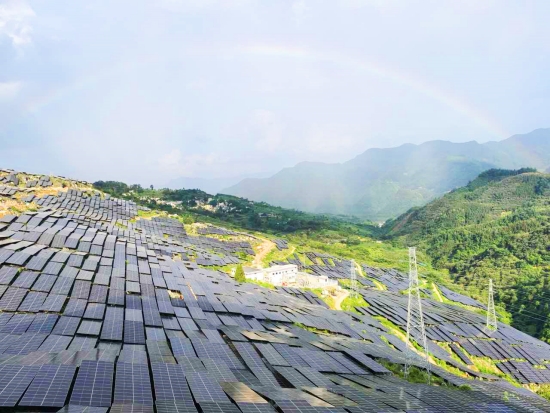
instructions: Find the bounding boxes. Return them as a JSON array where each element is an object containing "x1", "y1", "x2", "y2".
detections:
[{"x1": 234, "y1": 265, "x2": 246, "y2": 283}]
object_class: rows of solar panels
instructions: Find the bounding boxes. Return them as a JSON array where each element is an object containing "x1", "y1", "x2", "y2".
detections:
[{"x1": 0, "y1": 171, "x2": 549, "y2": 412}]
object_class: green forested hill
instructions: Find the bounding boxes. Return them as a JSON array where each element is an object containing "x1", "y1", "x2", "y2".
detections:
[{"x1": 384, "y1": 169, "x2": 550, "y2": 338}]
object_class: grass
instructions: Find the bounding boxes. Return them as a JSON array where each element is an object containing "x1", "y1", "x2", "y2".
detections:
[
  {"x1": 292, "y1": 322, "x2": 331, "y2": 336},
  {"x1": 244, "y1": 279, "x2": 276, "y2": 290},
  {"x1": 262, "y1": 244, "x2": 296, "y2": 266},
  {"x1": 303, "y1": 288, "x2": 336, "y2": 309},
  {"x1": 379, "y1": 360, "x2": 447, "y2": 386},
  {"x1": 340, "y1": 294, "x2": 368, "y2": 313},
  {"x1": 137, "y1": 209, "x2": 165, "y2": 219}
]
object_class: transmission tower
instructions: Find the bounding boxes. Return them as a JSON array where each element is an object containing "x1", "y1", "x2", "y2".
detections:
[
  {"x1": 404, "y1": 247, "x2": 431, "y2": 383},
  {"x1": 349, "y1": 260, "x2": 358, "y2": 298},
  {"x1": 486, "y1": 279, "x2": 498, "y2": 332}
]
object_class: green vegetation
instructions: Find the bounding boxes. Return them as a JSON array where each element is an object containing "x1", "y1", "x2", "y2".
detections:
[
  {"x1": 94, "y1": 181, "x2": 379, "y2": 235},
  {"x1": 234, "y1": 265, "x2": 246, "y2": 283},
  {"x1": 340, "y1": 293, "x2": 368, "y2": 313},
  {"x1": 303, "y1": 288, "x2": 336, "y2": 309},
  {"x1": 378, "y1": 360, "x2": 447, "y2": 386},
  {"x1": 384, "y1": 169, "x2": 550, "y2": 339},
  {"x1": 246, "y1": 279, "x2": 276, "y2": 290}
]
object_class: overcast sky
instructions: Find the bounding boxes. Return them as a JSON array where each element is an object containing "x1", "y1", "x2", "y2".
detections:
[{"x1": 1, "y1": 0, "x2": 549, "y2": 186}]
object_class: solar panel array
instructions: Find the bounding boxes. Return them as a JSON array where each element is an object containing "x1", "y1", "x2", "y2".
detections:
[{"x1": 0, "y1": 170, "x2": 549, "y2": 412}]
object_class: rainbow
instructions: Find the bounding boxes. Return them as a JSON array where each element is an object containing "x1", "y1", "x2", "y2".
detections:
[
  {"x1": 23, "y1": 43, "x2": 509, "y2": 140},
  {"x1": 236, "y1": 43, "x2": 509, "y2": 140}
]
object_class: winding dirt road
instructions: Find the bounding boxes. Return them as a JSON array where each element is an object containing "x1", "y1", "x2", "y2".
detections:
[
  {"x1": 333, "y1": 289, "x2": 350, "y2": 310},
  {"x1": 252, "y1": 238, "x2": 276, "y2": 268}
]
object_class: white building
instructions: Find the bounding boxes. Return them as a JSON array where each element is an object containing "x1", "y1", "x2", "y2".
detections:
[
  {"x1": 295, "y1": 272, "x2": 338, "y2": 289},
  {"x1": 243, "y1": 264, "x2": 338, "y2": 289},
  {"x1": 243, "y1": 264, "x2": 298, "y2": 285}
]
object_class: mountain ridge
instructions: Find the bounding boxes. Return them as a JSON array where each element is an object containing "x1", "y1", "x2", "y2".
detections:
[{"x1": 223, "y1": 128, "x2": 550, "y2": 221}]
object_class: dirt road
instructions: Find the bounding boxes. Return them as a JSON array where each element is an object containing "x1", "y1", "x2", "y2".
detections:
[
  {"x1": 333, "y1": 289, "x2": 350, "y2": 310},
  {"x1": 252, "y1": 238, "x2": 276, "y2": 268}
]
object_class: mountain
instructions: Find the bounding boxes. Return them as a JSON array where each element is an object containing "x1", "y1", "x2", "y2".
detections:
[
  {"x1": 384, "y1": 168, "x2": 550, "y2": 338},
  {"x1": 167, "y1": 171, "x2": 274, "y2": 194},
  {"x1": 223, "y1": 128, "x2": 550, "y2": 221},
  {"x1": 167, "y1": 176, "x2": 241, "y2": 195}
]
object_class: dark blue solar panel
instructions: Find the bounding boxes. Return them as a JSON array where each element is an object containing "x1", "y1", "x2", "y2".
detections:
[
  {"x1": 20, "y1": 364, "x2": 77, "y2": 407},
  {"x1": 70, "y1": 360, "x2": 114, "y2": 407}
]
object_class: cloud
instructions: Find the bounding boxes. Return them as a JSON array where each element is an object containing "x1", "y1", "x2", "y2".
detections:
[
  {"x1": 0, "y1": 81, "x2": 21, "y2": 100},
  {"x1": 249, "y1": 110, "x2": 283, "y2": 152},
  {"x1": 0, "y1": 0, "x2": 35, "y2": 47},
  {"x1": 158, "y1": 149, "x2": 226, "y2": 177},
  {"x1": 291, "y1": 0, "x2": 308, "y2": 24},
  {"x1": 158, "y1": 0, "x2": 252, "y2": 12}
]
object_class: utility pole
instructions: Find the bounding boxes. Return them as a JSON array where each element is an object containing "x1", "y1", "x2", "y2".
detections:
[
  {"x1": 404, "y1": 247, "x2": 431, "y2": 383},
  {"x1": 486, "y1": 279, "x2": 497, "y2": 332},
  {"x1": 350, "y1": 260, "x2": 358, "y2": 298}
]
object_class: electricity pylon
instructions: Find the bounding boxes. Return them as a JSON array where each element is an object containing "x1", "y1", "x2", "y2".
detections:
[
  {"x1": 350, "y1": 260, "x2": 358, "y2": 298},
  {"x1": 404, "y1": 247, "x2": 431, "y2": 383},
  {"x1": 486, "y1": 279, "x2": 497, "y2": 332}
]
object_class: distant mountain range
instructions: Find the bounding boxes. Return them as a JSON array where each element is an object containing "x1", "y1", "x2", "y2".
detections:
[
  {"x1": 223, "y1": 128, "x2": 550, "y2": 221},
  {"x1": 166, "y1": 172, "x2": 273, "y2": 195}
]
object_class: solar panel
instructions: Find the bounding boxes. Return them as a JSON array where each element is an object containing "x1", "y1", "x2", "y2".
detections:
[
  {"x1": 0, "y1": 286, "x2": 27, "y2": 311},
  {"x1": 38, "y1": 334, "x2": 73, "y2": 352},
  {"x1": 156, "y1": 400, "x2": 198, "y2": 413},
  {"x1": 124, "y1": 321, "x2": 146, "y2": 344},
  {"x1": 151, "y1": 363, "x2": 194, "y2": 402},
  {"x1": 0, "y1": 365, "x2": 40, "y2": 406},
  {"x1": 52, "y1": 276, "x2": 75, "y2": 295},
  {"x1": 113, "y1": 362, "x2": 153, "y2": 406},
  {"x1": 32, "y1": 273, "x2": 57, "y2": 292},
  {"x1": 201, "y1": 358, "x2": 238, "y2": 382},
  {"x1": 64, "y1": 298, "x2": 88, "y2": 317},
  {"x1": 70, "y1": 360, "x2": 114, "y2": 407},
  {"x1": 68, "y1": 336, "x2": 98, "y2": 351},
  {"x1": 53, "y1": 316, "x2": 81, "y2": 336},
  {"x1": 186, "y1": 372, "x2": 231, "y2": 403},
  {"x1": 77, "y1": 320, "x2": 102, "y2": 336},
  {"x1": 27, "y1": 313, "x2": 59, "y2": 334},
  {"x1": 12, "y1": 270, "x2": 39, "y2": 288},
  {"x1": 100, "y1": 306, "x2": 124, "y2": 341},
  {"x1": 1, "y1": 313, "x2": 35, "y2": 333},
  {"x1": 40, "y1": 294, "x2": 67, "y2": 312},
  {"x1": 18, "y1": 291, "x2": 47, "y2": 312},
  {"x1": 19, "y1": 364, "x2": 76, "y2": 407},
  {"x1": 84, "y1": 303, "x2": 106, "y2": 320}
]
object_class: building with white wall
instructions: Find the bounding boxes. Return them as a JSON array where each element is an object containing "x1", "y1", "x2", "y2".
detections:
[
  {"x1": 243, "y1": 264, "x2": 338, "y2": 289},
  {"x1": 244, "y1": 264, "x2": 297, "y2": 285}
]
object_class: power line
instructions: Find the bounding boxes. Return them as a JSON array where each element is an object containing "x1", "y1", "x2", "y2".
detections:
[{"x1": 504, "y1": 310, "x2": 549, "y2": 324}]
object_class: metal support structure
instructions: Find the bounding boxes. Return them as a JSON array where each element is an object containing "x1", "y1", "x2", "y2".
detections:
[
  {"x1": 350, "y1": 259, "x2": 358, "y2": 298},
  {"x1": 404, "y1": 247, "x2": 431, "y2": 383},
  {"x1": 486, "y1": 279, "x2": 498, "y2": 332}
]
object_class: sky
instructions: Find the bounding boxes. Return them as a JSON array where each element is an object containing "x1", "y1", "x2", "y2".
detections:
[{"x1": 0, "y1": 0, "x2": 549, "y2": 187}]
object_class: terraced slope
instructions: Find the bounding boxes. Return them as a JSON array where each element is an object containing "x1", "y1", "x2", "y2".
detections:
[{"x1": 0, "y1": 169, "x2": 549, "y2": 411}]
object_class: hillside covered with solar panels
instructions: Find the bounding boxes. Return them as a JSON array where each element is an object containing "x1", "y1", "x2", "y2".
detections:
[{"x1": 1, "y1": 168, "x2": 550, "y2": 412}]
